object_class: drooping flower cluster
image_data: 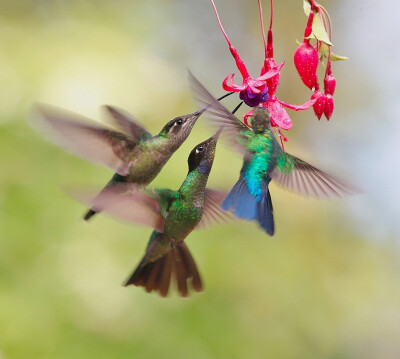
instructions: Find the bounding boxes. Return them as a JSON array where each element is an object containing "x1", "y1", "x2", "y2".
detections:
[
  {"x1": 293, "y1": 0, "x2": 347, "y2": 120},
  {"x1": 209, "y1": 0, "x2": 347, "y2": 149}
]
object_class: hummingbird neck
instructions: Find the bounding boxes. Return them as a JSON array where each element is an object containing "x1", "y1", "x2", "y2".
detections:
[{"x1": 179, "y1": 170, "x2": 209, "y2": 199}]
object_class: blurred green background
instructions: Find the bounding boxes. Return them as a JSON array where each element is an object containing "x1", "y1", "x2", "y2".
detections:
[{"x1": 0, "y1": 1, "x2": 399, "y2": 358}]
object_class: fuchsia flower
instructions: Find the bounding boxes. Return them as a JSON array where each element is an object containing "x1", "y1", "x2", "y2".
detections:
[
  {"x1": 210, "y1": 0, "x2": 315, "y2": 146},
  {"x1": 294, "y1": 0, "x2": 343, "y2": 121},
  {"x1": 210, "y1": 0, "x2": 283, "y2": 108},
  {"x1": 242, "y1": 0, "x2": 316, "y2": 140}
]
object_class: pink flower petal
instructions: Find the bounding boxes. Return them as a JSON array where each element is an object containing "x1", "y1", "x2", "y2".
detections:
[
  {"x1": 247, "y1": 80, "x2": 263, "y2": 94},
  {"x1": 266, "y1": 99, "x2": 293, "y2": 130},
  {"x1": 222, "y1": 74, "x2": 246, "y2": 92},
  {"x1": 256, "y1": 62, "x2": 284, "y2": 81},
  {"x1": 278, "y1": 98, "x2": 316, "y2": 111},
  {"x1": 243, "y1": 109, "x2": 254, "y2": 128}
]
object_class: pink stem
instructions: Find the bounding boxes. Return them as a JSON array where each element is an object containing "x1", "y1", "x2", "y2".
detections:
[
  {"x1": 304, "y1": 10, "x2": 315, "y2": 39},
  {"x1": 209, "y1": 0, "x2": 250, "y2": 78}
]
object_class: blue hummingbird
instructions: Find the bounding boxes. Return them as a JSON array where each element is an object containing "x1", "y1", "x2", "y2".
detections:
[{"x1": 189, "y1": 72, "x2": 359, "y2": 235}]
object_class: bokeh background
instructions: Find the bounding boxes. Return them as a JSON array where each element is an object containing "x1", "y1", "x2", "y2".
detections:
[{"x1": 0, "y1": 1, "x2": 399, "y2": 358}]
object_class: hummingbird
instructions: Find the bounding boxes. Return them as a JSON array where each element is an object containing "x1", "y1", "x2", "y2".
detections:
[
  {"x1": 32, "y1": 104, "x2": 203, "y2": 220},
  {"x1": 79, "y1": 130, "x2": 229, "y2": 297},
  {"x1": 189, "y1": 72, "x2": 359, "y2": 235}
]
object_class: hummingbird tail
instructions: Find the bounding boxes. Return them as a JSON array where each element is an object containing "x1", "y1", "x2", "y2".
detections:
[
  {"x1": 221, "y1": 177, "x2": 274, "y2": 235},
  {"x1": 83, "y1": 208, "x2": 98, "y2": 221},
  {"x1": 256, "y1": 183, "x2": 274, "y2": 236},
  {"x1": 82, "y1": 174, "x2": 127, "y2": 222},
  {"x1": 125, "y1": 242, "x2": 203, "y2": 297},
  {"x1": 221, "y1": 176, "x2": 257, "y2": 220}
]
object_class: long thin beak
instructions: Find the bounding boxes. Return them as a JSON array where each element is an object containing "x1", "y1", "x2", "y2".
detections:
[{"x1": 213, "y1": 126, "x2": 224, "y2": 140}]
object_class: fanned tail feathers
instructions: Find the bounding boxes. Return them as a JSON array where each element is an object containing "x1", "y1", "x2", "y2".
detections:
[
  {"x1": 221, "y1": 177, "x2": 274, "y2": 235},
  {"x1": 125, "y1": 242, "x2": 202, "y2": 297}
]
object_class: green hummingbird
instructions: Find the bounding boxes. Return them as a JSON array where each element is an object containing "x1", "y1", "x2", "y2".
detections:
[
  {"x1": 32, "y1": 104, "x2": 203, "y2": 220},
  {"x1": 189, "y1": 72, "x2": 358, "y2": 235},
  {"x1": 81, "y1": 130, "x2": 229, "y2": 297}
]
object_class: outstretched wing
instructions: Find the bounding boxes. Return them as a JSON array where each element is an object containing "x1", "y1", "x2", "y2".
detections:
[
  {"x1": 70, "y1": 184, "x2": 168, "y2": 232},
  {"x1": 270, "y1": 152, "x2": 360, "y2": 198},
  {"x1": 196, "y1": 189, "x2": 235, "y2": 229},
  {"x1": 102, "y1": 105, "x2": 152, "y2": 140},
  {"x1": 32, "y1": 104, "x2": 138, "y2": 175},
  {"x1": 188, "y1": 71, "x2": 251, "y2": 156}
]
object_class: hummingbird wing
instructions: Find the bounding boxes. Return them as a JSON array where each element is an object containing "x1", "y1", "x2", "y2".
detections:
[
  {"x1": 102, "y1": 105, "x2": 152, "y2": 140},
  {"x1": 270, "y1": 152, "x2": 359, "y2": 198},
  {"x1": 32, "y1": 104, "x2": 139, "y2": 176},
  {"x1": 71, "y1": 184, "x2": 169, "y2": 232},
  {"x1": 196, "y1": 189, "x2": 235, "y2": 229},
  {"x1": 188, "y1": 71, "x2": 251, "y2": 157}
]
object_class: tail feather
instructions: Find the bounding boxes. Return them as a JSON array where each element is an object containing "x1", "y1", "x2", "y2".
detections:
[
  {"x1": 221, "y1": 176, "x2": 275, "y2": 235},
  {"x1": 221, "y1": 177, "x2": 257, "y2": 220},
  {"x1": 125, "y1": 242, "x2": 202, "y2": 297},
  {"x1": 257, "y1": 185, "x2": 274, "y2": 235},
  {"x1": 83, "y1": 209, "x2": 97, "y2": 221},
  {"x1": 83, "y1": 173, "x2": 126, "y2": 221}
]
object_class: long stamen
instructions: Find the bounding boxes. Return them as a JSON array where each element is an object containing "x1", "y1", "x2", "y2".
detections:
[{"x1": 209, "y1": 0, "x2": 250, "y2": 78}]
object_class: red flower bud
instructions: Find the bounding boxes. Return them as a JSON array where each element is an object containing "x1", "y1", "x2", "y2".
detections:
[
  {"x1": 324, "y1": 94, "x2": 334, "y2": 120},
  {"x1": 311, "y1": 89, "x2": 325, "y2": 120},
  {"x1": 294, "y1": 41, "x2": 319, "y2": 89},
  {"x1": 324, "y1": 74, "x2": 336, "y2": 95}
]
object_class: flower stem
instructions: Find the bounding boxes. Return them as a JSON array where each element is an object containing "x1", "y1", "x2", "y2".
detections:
[
  {"x1": 217, "y1": 92, "x2": 234, "y2": 101},
  {"x1": 209, "y1": 0, "x2": 250, "y2": 78},
  {"x1": 232, "y1": 101, "x2": 244, "y2": 115}
]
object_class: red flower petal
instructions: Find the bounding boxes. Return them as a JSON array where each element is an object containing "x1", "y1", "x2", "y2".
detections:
[
  {"x1": 256, "y1": 62, "x2": 284, "y2": 81},
  {"x1": 243, "y1": 109, "x2": 254, "y2": 128},
  {"x1": 266, "y1": 99, "x2": 293, "y2": 130},
  {"x1": 247, "y1": 80, "x2": 263, "y2": 94},
  {"x1": 222, "y1": 73, "x2": 246, "y2": 92},
  {"x1": 278, "y1": 98, "x2": 316, "y2": 111}
]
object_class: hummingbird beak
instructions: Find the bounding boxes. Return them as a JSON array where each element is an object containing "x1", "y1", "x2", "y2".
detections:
[{"x1": 213, "y1": 126, "x2": 224, "y2": 140}]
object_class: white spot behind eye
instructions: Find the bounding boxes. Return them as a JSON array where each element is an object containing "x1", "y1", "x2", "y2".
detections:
[{"x1": 195, "y1": 146, "x2": 204, "y2": 154}]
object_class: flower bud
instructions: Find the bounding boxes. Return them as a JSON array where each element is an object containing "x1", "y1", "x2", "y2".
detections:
[
  {"x1": 311, "y1": 90, "x2": 325, "y2": 120},
  {"x1": 324, "y1": 74, "x2": 336, "y2": 95},
  {"x1": 294, "y1": 41, "x2": 319, "y2": 89},
  {"x1": 324, "y1": 94, "x2": 334, "y2": 120}
]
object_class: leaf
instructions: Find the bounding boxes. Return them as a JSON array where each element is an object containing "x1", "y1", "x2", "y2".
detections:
[
  {"x1": 331, "y1": 52, "x2": 349, "y2": 61},
  {"x1": 319, "y1": 43, "x2": 348, "y2": 61},
  {"x1": 306, "y1": 12, "x2": 333, "y2": 46}
]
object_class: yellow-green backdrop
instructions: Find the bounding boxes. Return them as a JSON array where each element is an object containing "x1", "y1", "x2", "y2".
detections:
[{"x1": 0, "y1": 1, "x2": 399, "y2": 358}]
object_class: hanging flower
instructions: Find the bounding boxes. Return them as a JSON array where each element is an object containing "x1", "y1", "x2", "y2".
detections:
[
  {"x1": 243, "y1": 0, "x2": 316, "y2": 138},
  {"x1": 210, "y1": 0, "x2": 282, "y2": 107}
]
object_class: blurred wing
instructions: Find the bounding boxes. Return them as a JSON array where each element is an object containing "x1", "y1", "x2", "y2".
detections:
[
  {"x1": 32, "y1": 104, "x2": 138, "y2": 175},
  {"x1": 102, "y1": 105, "x2": 152, "y2": 140},
  {"x1": 71, "y1": 184, "x2": 165, "y2": 232},
  {"x1": 271, "y1": 152, "x2": 360, "y2": 198},
  {"x1": 196, "y1": 189, "x2": 235, "y2": 229},
  {"x1": 188, "y1": 71, "x2": 251, "y2": 156}
]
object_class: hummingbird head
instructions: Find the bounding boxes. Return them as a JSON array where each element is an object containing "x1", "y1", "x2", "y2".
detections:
[
  {"x1": 251, "y1": 107, "x2": 270, "y2": 133},
  {"x1": 187, "y1": 128, "x2": 221, "y2": 175},
  {"x1": 158, "y1": 110, "x2": 202, "y2": 146}
]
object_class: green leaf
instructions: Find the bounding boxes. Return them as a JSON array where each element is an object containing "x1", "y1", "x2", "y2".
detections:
[
  {"x1": 308, "y1": 13, "x2": 333, "y2": 46},
  {"x1": 319, "y1": 43, "x2": 348, "y2": 61},
  {"x1": 331, "y1": 52, "x2": 349, "y2": 61}
]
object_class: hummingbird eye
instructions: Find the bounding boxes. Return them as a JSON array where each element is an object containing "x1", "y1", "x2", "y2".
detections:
[
  {"x1": 196, "y1": 145, "x2": 204, "y2": 154},
  {"x1": 175, "y1": 118, "x2": 183, "y2": 126}
]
